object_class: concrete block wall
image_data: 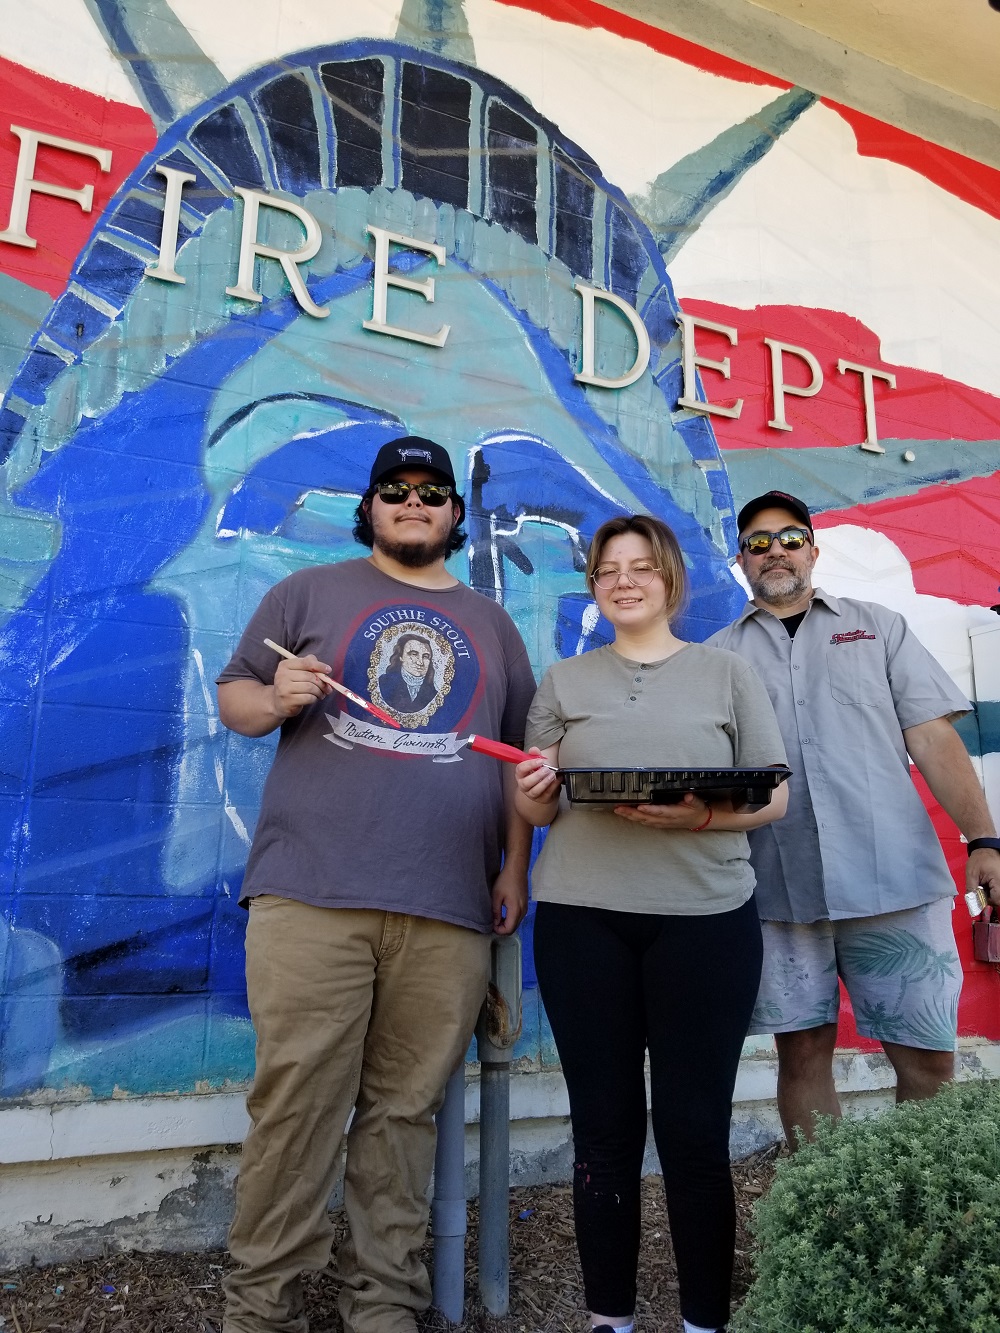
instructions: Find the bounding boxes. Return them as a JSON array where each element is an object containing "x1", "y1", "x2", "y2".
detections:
[{"x1": 1, "y1": 0, "x2": 998, "y2": 1254}]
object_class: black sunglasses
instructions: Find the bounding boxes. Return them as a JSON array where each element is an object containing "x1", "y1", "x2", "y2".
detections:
[
  {"x1": 740, "y1": 527, "x2": 812, "y2": 555},
  {"x1": 375, "y1": 481, "x2": 453, "y2": 507}
]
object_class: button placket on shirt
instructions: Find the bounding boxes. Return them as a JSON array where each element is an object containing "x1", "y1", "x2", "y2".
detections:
[
  {"x1": 625, "y1": 663, "x2": 649, "y2": 705},
  {"x1": 789, "y1": 641, "x2": 810, "y2": 744}
]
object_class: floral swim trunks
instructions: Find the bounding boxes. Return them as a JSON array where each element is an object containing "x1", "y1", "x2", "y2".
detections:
[{"x1": 748, "y1": 898, "x2": 961, "y2": 1051}]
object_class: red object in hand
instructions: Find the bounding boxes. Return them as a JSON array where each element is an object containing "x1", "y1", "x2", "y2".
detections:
[
  {"x1": 263, "y1": 638, "x2": 402, "y2": 729},
  {"x1": 465, "y1": 735, "x2": 558, "y2": 771},
  {"x1": 466, "y1": 735, "x2": 534, "y2": 764},
  {"x1": 354, "y1": 697, "x2": 403, "y2": 730}
]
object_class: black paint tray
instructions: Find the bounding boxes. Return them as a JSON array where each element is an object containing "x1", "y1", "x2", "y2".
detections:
[{"x1": 558, "y1": 766, "x2": 791, "y2": 811}]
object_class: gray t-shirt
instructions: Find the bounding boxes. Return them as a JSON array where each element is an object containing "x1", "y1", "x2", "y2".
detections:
[
  {"x1": 218, "y1": 558, "x2": 537, "y2": 932},
  {"x1": 708, "y1": 590, "x2": 971, "y2": 922},
  {"x1": 525, "y1": 644, "x2": 787, "y2": 916}
]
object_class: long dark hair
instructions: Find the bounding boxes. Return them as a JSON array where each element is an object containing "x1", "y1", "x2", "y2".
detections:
[{"x1": 352, "y1": 487, "x2": 468, "y2": 554}]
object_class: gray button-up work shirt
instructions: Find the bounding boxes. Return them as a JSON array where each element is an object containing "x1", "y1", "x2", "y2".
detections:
[{"x1": 708, "y1": 590, "x2": 970, "y2": 922}]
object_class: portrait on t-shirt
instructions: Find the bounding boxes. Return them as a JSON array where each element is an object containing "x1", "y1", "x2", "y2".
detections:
[{"x1": 370, "y1": 624, "x2": 455, "y2": 727}]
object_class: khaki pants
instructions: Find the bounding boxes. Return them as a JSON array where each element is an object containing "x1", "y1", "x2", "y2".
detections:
[{"x1": 223, "y1": 895, "x2": 491, "y2": 1333}]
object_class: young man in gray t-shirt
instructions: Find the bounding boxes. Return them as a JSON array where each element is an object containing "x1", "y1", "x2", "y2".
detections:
[{"x1": 216, "y1": 436, "x2": 535, "y2": 1333}]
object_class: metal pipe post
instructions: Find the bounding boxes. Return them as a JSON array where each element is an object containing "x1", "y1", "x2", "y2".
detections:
[
  {"x1": 475, "y1": 933, "x2": 522, "y2": 1316},
  {"x1": 431, "y1": 1063, "x2": 467, "y2": 1323}
]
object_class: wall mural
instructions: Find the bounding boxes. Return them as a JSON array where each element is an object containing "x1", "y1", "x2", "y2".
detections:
[{"x1": 2, "y1": 0, "x2": 1000, "y2": 1100}]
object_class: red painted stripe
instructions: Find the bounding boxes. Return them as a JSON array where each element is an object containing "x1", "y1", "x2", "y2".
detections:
[
  {"x1": 824, "y1": 100, "x2": 1000, "y2": 227},
  {"x1": 493, "y1": 0, "x2": 790, "y2": 88},
  {"x1": 815, "y1": 477, "x2": 1000, "y2": 611},
  {"x1": 496, "y1": 1, "x2": 1000, "y2": 222},
  {"x1": 0, "y1": 57, "x2": 156, "y2": 298},
  {"x1": 679, "y1": 299, "x2": 1000, "y2": 454},
  {"x1": 684, "y1": 297, "x2": 1000, "y2": 611}
]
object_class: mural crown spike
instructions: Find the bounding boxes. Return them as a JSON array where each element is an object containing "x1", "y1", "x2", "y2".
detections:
[
  {"x1": 395, "y1": 0, "x2": 476, "y2": 64},
  {"x1": 83, "y1": 0, "x2": 227, "y2": 128}
]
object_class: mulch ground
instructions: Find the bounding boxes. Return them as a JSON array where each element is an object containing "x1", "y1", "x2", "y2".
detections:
[{"x1": 0, "y1": 1147, "x2": 781, "y2": 1333}]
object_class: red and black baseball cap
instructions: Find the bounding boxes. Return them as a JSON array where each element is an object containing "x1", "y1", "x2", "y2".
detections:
[
  {"x1": 368, "y1": 435, "x2": 457, "y2": 489},
  {"x1": 736, "y1": 490, "x2": 813, "y2": 537}
]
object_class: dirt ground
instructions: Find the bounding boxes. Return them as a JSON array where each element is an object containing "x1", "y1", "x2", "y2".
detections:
[{"x1": 0, "y1": 1148, "x2": 780, "y2": 1333}]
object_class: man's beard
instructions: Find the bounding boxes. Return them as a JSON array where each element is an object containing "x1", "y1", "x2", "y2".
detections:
[
  {"x1": 374, "y1": 528, "x2": 453, "y2": 568},
  {"x1": 747, "y1": 561, "x2": 810, "y2": 608}
]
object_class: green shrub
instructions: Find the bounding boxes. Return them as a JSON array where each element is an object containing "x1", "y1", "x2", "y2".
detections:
[{"x1": 732, "y1": 1079, "x2": 1000, "y2": 1333}]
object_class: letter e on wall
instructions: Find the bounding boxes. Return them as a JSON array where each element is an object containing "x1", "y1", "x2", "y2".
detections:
[
  {"x1": 677, "y1": 312, "x2": 743, "y2": 418},
  {"x1": 363, "y1": 226, "x2": 450, "y2": 347}
]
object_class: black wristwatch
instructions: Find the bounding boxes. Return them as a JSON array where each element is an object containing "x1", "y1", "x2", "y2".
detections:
[{"x1": 966, "y1": 837, "x2": 1000, "y2": 857}]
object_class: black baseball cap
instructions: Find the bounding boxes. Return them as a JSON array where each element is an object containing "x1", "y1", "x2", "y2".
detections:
[
  {"x1": 736, "y1": 490, "x2": 812, "y2": 537},
  {"x1": 368, "y1": 435, "x2": 457, "y2": 489}
]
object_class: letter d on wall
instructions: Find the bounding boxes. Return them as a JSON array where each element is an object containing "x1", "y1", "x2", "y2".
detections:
[{"x1": 573, "y1": 281, "x2": 650, "y2": 390}]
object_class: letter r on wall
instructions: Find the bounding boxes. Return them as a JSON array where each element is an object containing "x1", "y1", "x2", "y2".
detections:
[{"x1": 225, "y1": 188, "x2": 329, "y2": 318}]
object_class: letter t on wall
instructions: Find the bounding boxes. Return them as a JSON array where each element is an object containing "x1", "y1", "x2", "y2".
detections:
[
  {"x1": 837, "y1": 359, "x2": 897, "y2": 454},
  {"x1": 0, "y1": 126, "x2": 113, "y2": 248}
]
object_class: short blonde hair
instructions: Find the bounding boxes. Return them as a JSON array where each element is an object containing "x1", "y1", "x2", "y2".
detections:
[{"x1": 586, "y1": 514, "x2": 688, "y2": 623}]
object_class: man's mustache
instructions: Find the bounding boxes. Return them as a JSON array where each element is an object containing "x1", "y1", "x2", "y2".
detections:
[{"x1": 761, "y1": 560, "x2": 795, "y2": 574}]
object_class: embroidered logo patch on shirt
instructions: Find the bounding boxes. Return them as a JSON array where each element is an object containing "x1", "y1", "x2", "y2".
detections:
[{"x1": 830, "y1": 629, "x2": 877, "y2": 645}]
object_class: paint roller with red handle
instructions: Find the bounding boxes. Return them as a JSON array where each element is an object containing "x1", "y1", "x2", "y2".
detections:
[{"x1": 463, "y1": 735, "x2": 558, "y2": 769}]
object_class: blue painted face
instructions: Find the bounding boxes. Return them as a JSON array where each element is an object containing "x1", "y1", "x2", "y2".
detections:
[{"x1": 0, "y1": 40, "x2": 744, "y2": 1096}]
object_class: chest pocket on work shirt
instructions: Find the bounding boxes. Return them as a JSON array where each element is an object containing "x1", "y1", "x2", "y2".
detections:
[{"x1": 827, "y1": 636, "x2": 886, "y2": 707}]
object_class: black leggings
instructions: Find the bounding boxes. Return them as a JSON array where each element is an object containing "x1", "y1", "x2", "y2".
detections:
[{"x1": 533, "y1": 897, "x2": 762, "y2": 1329}]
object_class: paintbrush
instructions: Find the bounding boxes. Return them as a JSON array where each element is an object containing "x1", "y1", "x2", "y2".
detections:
[{"x1": 263, "y1": 638, "x2": 402, "y2": 729}]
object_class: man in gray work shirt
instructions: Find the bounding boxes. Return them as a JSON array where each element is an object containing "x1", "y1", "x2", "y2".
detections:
[{"x1": 709, "y1": 490, "x2": 1000, "y2": 1147}]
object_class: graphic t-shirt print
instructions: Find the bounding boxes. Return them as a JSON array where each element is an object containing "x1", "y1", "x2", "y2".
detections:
[
  {"x1": 369, "y1": 620, "x2": 454, "y2": 728},
  {"x1": 327, "y1": 602, "x2": 482, "y2": 760}
]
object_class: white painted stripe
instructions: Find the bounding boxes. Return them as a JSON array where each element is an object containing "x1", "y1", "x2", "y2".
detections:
[
  {"x1": 35, "y1": 333, "x2": 76, "y2": 365},
  {"x1": 67, "y1": 281, "x2": 120, "y2": 320},
  {"x1": 5, "y1": 1040, "x2": 999, "y2": 1163}
]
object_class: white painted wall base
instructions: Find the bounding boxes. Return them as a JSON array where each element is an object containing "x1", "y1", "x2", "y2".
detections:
[
  {"x1": 0, "y1": 1147, "x2": 243, "y2": 1269},
  {"x1": 2, "y1": 1041, "x2": 998, "y2": 1268}
]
